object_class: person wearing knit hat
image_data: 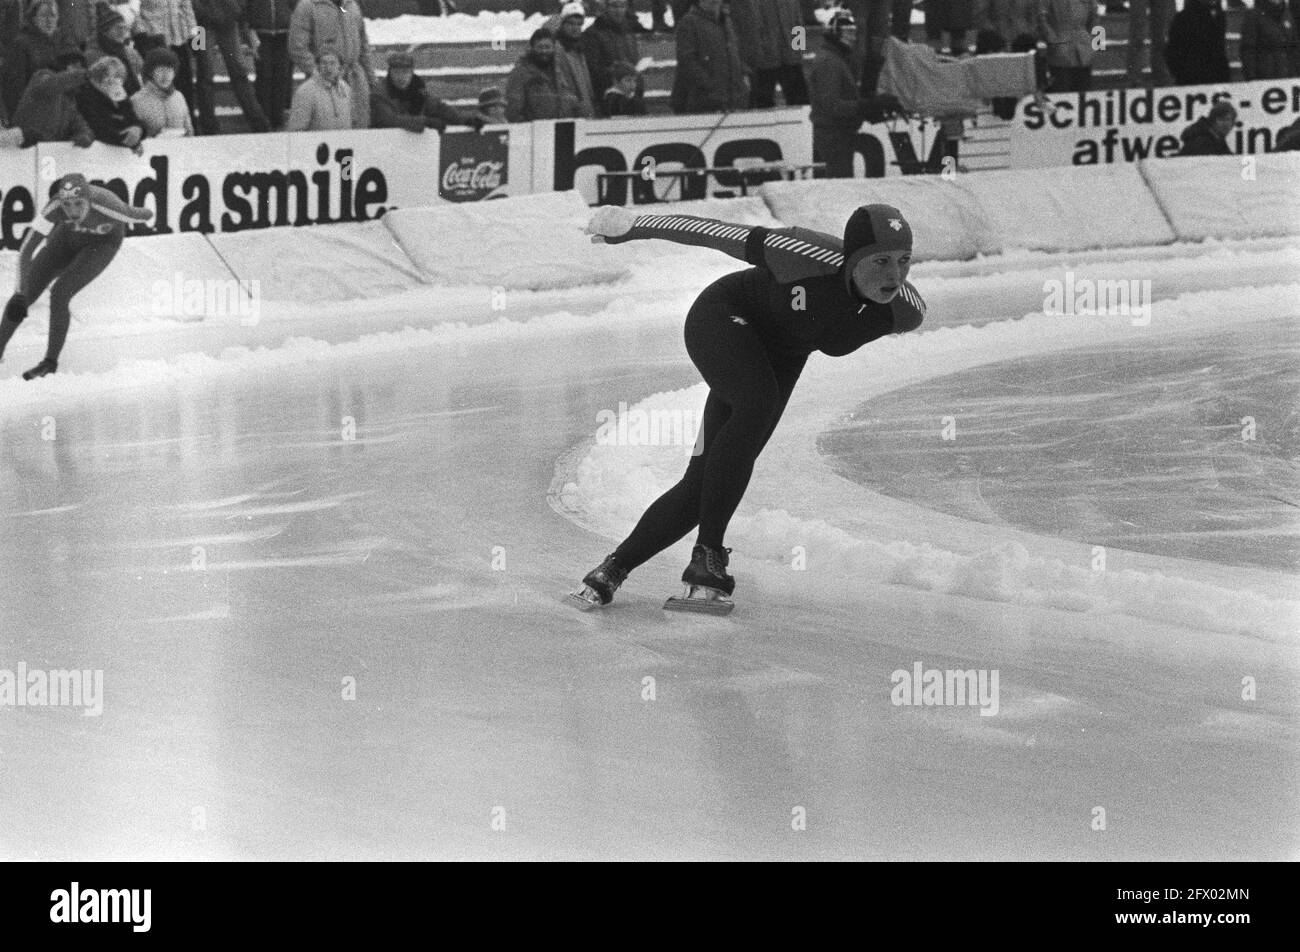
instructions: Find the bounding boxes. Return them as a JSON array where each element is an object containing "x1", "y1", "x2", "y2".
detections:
[
  {"x1": 569, "y1": 202, "x2": 925, "y2": 613},
  {"x1": 0, "y1": 171, "x2": 154, "y2": 381}
]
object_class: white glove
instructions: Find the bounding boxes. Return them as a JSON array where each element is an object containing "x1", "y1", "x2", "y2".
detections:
[{"x1": 585, "y1": 205, "x2": 636, "y2": 243}]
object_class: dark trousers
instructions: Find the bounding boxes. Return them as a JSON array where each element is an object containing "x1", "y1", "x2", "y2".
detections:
[
  {"x1": 749, "y1": 64, "x2": 809, "y2": 108},
  {"x1": 194, "y1": 21, "x2": 270, "y2": 134},
  {"x1": 0, "y1": 228, "x2": 123, "y2": 364},
  {"x1": 613, "y1": 278, "x2": 806, "y2": 569},
  {"x1": 1048, "y1": 66, "x2": 1092, "y2": 93},
  {"x1": 813, "y1": 125, "x2": 857, "y2": 178},
  {"x1": 135, "y1": 35, "x2": 196, "y2": 126},
  {"x1": 254, "y1": 31, "x2": 293, "y2": 130}
]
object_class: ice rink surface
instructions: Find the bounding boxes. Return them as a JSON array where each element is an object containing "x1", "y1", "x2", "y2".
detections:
[{"x1": 1, "y1": 237, "x2": 1297, "y2": 860}]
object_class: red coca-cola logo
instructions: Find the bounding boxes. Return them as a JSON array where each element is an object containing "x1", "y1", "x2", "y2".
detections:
[{"x1": 442, "y1": 160, "x2": 504, "y2": 192}]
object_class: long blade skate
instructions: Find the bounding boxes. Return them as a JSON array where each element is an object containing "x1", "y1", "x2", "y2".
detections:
[
  {"x1": 663, "y1": 584, "x2": 734, "y2": 616},
  {"x1": 565, "y1": 585, "x2": 607, "y2": 612}
]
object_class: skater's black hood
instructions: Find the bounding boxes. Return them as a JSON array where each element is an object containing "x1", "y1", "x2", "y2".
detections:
[{"x1": 842, "y1": 204, "x2": 913, "y2": 298}]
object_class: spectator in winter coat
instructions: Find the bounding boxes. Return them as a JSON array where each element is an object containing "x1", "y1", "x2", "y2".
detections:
[
  {"x1": 1038, "y1": 0, "x2": 1096, "y2": 92},
  {"x1": 926, "y1": 0, "x2": 973, "y2": 55},
  {"x1": 370, "y1": 50, "x2": 487, "y2": 132},
  {"x1": 582, "y1": 0, "x2": 643, "y2": 116},
  {"x1": 1, "y1": 64, "x2": 94, "y2": 146},
  {"x1": 191, "y1": 0, "x2": 270, "y2": 133},
  {"x1": 3, "y1": 1, "x2": 79, "y2": 115},
  {"x1": 809, "y1": 9, "x2": 902, "y2": 177},
  {"x1": 130, "y1": 46, "x2": 192, "y2": 135},
  {"x1": 132, "y1": 1, "x2": 198, "y2": 128},
  {"x1": 730, "y1": 0, "x2": 808, "y2": 108},
  {"x1": 547, "y1": 2, "x2": 597, "y2": 118},
  {"x1": 86, "y1": 1, "x2": 143, "y2": 96},
  {"x1": 75, "y1": 53, "x2": 145, "y2": 149},
  {"x1": 289, "y1": 0, "x2": 373, "y2": 129},
  {"x1": 1240, "y1": 0, "x2": 1300, "y2": 81},
  {"x1": 54, "y1": 0, "x2": 96, "y2": 50},
  {"x1": 1163, "y1": 0, "x2": 1229, "y2": 86},
  {"x1": 671, "y1": 0, "x2": 748, "y2": 113},
  {"x1": 1178, "y1": 100, "x2": 1235, "y2": 155},
  {"x1": 601, "y1": 58, "x2": 647, "y2": 114},
  {"x1": 285, "y1": 47, "x2": 350, "y2": 130},
  {"x1": 247, "y1": 0, "x2": 296, "y2": 129},
  {"x1": 505, "y1": 29, "x2": 583, "y2": 121}
]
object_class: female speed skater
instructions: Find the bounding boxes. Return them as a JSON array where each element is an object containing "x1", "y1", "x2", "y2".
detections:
[
  {"x1": 570, "y1": 202, "x2": 926, "y2": 614},
  {"x1": 0, "y1": 173, "x2": 153, "y2": 380}
]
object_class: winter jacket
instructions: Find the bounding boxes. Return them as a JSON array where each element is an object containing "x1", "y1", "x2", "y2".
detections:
[
  {"x1": 135, "y1": 0, "x2": 198, "y2": 46},
  {"x1": 582, "y1": 12, "x2": 639, "y2": 99},
  {"x1": 246, "y1": 0, "x2": 295, "y2": 32},
  {"x1": 1179, "y1": 115, "x2": 1231, "y2": 156},
  {"x1": 1163, "y1": 2, "x2": 1230, "y2": 86},
  {"x1": 131, "y1": 80, "x2": 193, "y2": 134},
  {"x1": 288, "y1": 0, "x2": 371, "y2": 75},
  {"x1": 371, "y1": 71, "x2": 479, "y2": 131},
  {"x1": 808, "y1": 36, "x2": 865, "y2": 132},
  {"x1": 672, "y1": 4, "x2": 748, "y2": 113},
  {"x1": 730, "y1": 0, "x2": 803, "y2": 71},
  {"x1": 75, "y1": 77, "x2": 144, "y2": 145},
  {"x1": 1240, "y1": 0, "x2": 1300, "y2": 81},
  {"x1": 2, "y1": 22, "x2": 80, "y2": 115},
  {"x1": 504, "y1": 52, "x2": 581, "y2": 121},
  {"x1": 56, "y1": 0, "x2": 97, "y2": 49},
  {"x1": 285, "y1": 69, "x2": 351, "y2": 129},
  {"x1": 9, "y1": 68, "x2": 94, "y2": 146},
  {"x1": 1038, "y1": 0, "x2": 1097, "y2": 68},
  {"x1": 554, "y1": 32, "x2": 596, "y2": 118}
]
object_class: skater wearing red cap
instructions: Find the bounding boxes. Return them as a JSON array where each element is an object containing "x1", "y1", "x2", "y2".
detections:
[
  {"x1": 0, "y1": 173, "x2": 153, "y2": 380},
  {"x1": 570, "y1": 203, "x2": 926, "y2": 614}
]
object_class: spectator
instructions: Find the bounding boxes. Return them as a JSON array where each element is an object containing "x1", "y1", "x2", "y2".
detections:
[
  {"x1": 602, "y1": 58, "x2": 647, "y2": 114},
  {"x1": 247, "y1": 0, "x2": 297, "y2": 129},
  {"x1": 3, "y1": 0, "x2": 79, "y2": 116},
  {"x1": 285, "y1": 47, "x2": 350, "y2": 130},
  {"x1": 1126, "y1": 1, "x2": 1173, "y2": 87},
  {"x1": 289, "y1": 0, "x2": 373, "y2": 130},
  {"x1": 54, "y1": 0, "x2": 96, "y2": 50},
  {"x1": 1273, "y1": 115, "x2": 1300, "y2": 150},
  {"x1": 133, "y1": 1, "x2": 198, "y2": 131},
  {"x1": 87, "y1": 1, "x2": 143, "y2": 96},
  {"x1": 926, "y1": 0, "x2": 973, "y2": 55},
  {"x1": 730, "y1": 0, "x2": 809, "y2": 108},
  {"x1": 1240, "y1": 0, "x2": 1300, "y2": 81},
  {"x1": 478, "y1": 86, "x2": 506, "y2": 124},
  {"x1": 505, "y1": 28, "x2": 582, "y2": 121},
  {"x1": 582, "y1": 0, "x2": 643, "y2": 117},
  {"x1": 1179, "y1": 99, "x2": 1235, "y2": 155},
  {"x1": 1039, "y1": 0, "x2": 1097, "y2": 92},
  {"x1": 75, "y1": 53, "x2": 146, "y2": 149},
  {"x1": 974, "y1": 0, "x2": 1037, "y2": 48},
  {"x1": 191, "y1": 0, "x2": 270, "y2": 133},
  {"x1": 371, "y1": 49, "x2": 486, "y2": 132},
  {"x1": 2, "y1": 64, "x2": 94, "y2": 146},
  {"x1": 131, "y1": 46, "x2": 193, "y2": 135},
  {"x1": 671, "y1": 0, "x2": 748, "y2": 113},
  {"x1": 548, "y1": 2, "x2": 598, "y2": 117},
  {"x1": 1163, "y1": 0, "x2": 1229, "y2": 86},
  {"x1": 809, "y1": 8, "x2": 901, "y2": 176}
]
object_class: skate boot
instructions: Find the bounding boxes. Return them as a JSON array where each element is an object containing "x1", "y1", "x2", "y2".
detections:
[
  {"x1": 565, "y1": 552, "x2": 629, "y2": 611},
  {"x1": 22, "y1": 358, "x2": 57, "y2": 381},
  {"x1": 665, "y1": 544, "x2": 735, "y2": 615}
]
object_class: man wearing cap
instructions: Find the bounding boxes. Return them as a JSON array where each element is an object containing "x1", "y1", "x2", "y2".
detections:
[
  {"x1": 0, "y1": 172, "x2": 154, "y2": 380},
  {"x1": 505, "y1": 28, "x2": 582, "y2": 121},
  {"x1": 571, "y1": 201, "x2": 925, "y2": 609},
  {"x1": 547, "y1": 2, "x2": 597, "y2": 118},
  {"x1": 1179, "y1": 100, "x2": 1237, "y2": 156},
  {"x1": 371, "y1": 49, "x2": 488, "y2": 132}
]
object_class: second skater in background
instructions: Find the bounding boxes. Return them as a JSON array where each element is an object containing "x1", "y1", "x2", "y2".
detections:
[{"x1": 571, "y1": 201, "x2": 926, "y2": 614}]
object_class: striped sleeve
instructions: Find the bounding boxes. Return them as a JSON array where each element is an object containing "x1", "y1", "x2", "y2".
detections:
[{"x1": 621, "y1": 215, "x2": 845, "y2": 282}]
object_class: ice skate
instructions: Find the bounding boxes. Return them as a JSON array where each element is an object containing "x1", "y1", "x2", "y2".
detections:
[
  {"x1": 22, "y1": 358, "x2": 57, "y2": 380},
  {"x1": 565, "y1": 552, "x2": 628, "y2": 611},
  {"x1": 664, "y1": 544, "x2": 735, "y2": 616}
]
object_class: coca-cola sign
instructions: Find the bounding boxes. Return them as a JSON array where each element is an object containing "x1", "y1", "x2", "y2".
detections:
[{"x1": 439, "y1": 131, "x2": 509, "y2": 202}]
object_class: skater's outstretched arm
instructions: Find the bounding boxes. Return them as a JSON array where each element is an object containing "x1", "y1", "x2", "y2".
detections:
[{"x1": 587, "y1": 207, "x2": 845, "y2": 283}]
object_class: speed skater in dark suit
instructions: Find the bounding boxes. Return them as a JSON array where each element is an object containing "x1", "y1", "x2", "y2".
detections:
[
  {"x1": 0, "y1": 173, "x2": 153, "y2": 380},
  {"x1": 572, "y1": 202, "x2": 926, "y2": 611}
]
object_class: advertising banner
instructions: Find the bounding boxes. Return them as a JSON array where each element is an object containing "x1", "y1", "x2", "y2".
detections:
[
  {"x1": 1009, "y1": 79, "x2": 1300, "y2": 168},
  {"x1": 439, "y1": 128, "x2": 510, "y2": 201}
]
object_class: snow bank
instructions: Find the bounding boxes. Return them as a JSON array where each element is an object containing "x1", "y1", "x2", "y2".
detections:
[
  {"x1": 1140, "y1": 153, "x2": 1300, "y2": 242},
  {"x1": 963, "y1": 164, "x2": 1175, "y2": 252},
  {"x1": 382, "y1": 190, "x2": 628, "y2": 290},
  {"x1": 758, "y1": 178, "x2": 1003, "y2": 260}
]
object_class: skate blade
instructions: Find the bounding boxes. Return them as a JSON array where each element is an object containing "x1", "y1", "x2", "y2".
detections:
[
  {"x1": 564, "y1": 587, "x2": 606, "y2": 612},
  {"x1": 663, "y1": 586, "x2": 734, "y2": 616}
]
